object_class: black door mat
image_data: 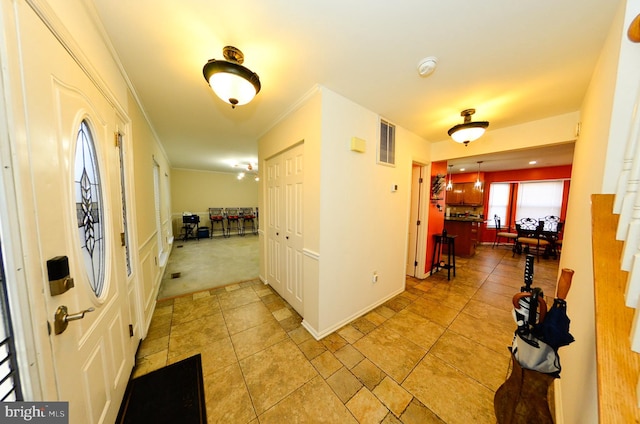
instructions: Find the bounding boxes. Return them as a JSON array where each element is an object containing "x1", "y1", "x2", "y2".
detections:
[{"x1": 116, "y1": 354, "x2": 206, "y2": 424}]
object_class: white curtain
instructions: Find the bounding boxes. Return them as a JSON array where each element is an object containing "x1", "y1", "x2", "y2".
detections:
[{"x1": 516, "y1": 181, "x2": 563, "y2": 220}]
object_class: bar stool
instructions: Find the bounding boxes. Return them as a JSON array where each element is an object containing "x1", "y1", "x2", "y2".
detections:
[
  {"x1": 225, "y1": 207, "x2": 242, "y2": 236},
  {"x1": 208, "y1": 208, "x2": 227, "y2": 238},
  {"x1": 430, "y1": 233, "x2": 457, "y2": 280},
  {"x1": 240, "y1": 207, "x2": 257, "y2": 235}
]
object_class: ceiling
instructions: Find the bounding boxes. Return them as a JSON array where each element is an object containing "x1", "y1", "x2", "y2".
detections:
[
  {"x1": 447, "y1": 142, "x2": 575, "y2": 174},
  {"x1": 87, "y1": 1, "x2": 620, "y2": 174}
]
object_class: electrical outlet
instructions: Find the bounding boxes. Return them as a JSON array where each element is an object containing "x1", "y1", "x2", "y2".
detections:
[{"x1": 372, "y1": 272, "x2": 378, "y2": 283}]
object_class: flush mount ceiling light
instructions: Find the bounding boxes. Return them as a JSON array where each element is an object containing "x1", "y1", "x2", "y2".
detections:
[
  {"x1": 447, "y1": 109, "x2": 489, "y2": 146},
  {"x1": 203, "y1": 46, "x2": 261, "y2": 108}
]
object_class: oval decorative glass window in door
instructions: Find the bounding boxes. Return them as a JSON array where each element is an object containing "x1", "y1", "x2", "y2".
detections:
[{"x1": 74, "y1": 119, "x2": 105, "y2": 297}]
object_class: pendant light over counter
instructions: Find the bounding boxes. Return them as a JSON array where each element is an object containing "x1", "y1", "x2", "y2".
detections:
[
  {"x1": 446, "y1": 164, "x2": 453, "y2": 191},
  {"x1": 474, "y1": 161, "x2": 483, "y2": 190}
]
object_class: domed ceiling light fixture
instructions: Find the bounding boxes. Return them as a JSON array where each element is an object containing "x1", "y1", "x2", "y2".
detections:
[
  {"x1": 447, "y1": 109, "x2": 489, "y2": 146},
  {"x1": 203, "y1": 46, "x2": 261, "y2": 109}
]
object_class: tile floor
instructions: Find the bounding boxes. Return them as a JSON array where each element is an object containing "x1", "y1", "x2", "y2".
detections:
[{"x1": 133, "y1": 245, "x2": 560, "y2": 423}]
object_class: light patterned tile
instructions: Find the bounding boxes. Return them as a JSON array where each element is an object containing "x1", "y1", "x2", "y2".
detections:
[
  {"x1": 311, "y1": 351, "x2": 343, "y2": 378},
  {"x1": 402, "y1": 355, "x2": 495, "y2": 424},
  {"x1": 400, "y1": 399, "x2": 445, "y2": 423},
  {"x1": 205, "y1": 362, "x2": 256, "y2": 423},
  {"x1": 231, "y1": 319, "x2": 289, "y2": 360},
  {"x1": 259, "y1": 376, "x2": 357, "y2": 423},
  {"x1": 168, "y1": 313, "x2": 228, "y2": 357},
  {"x1": 298, "y1": 338, "x2": 327, "y2": 360},
  {"x1": 346, "y1": 387, "x2": 389, "y2": 423},
  {"x1": 337, "y1": 325, "x2": 365, "y2": 344},
  {"x1": 354, "y1": 326, "x2": 426, "y2": 383},
  {"x1": 430, "y1": 331, "x2": 511, "y2": 391},
  {"x1": 288, "y1": 326, "x2": 313, "y2": 345},
  {"x1": 373, "y1": 376, "x2": 413, "y2": 417},
  {"x1": 352, "y1": 359, "x2": 386, "y2": 391},
  {"x1": 239, "y1": 339, "x2": 317, "y2": 414},
  {"x1": 382, "y1": 309, "x2": 446, "y2": 351},
  {"x1": 334, "y1": 344, "x2": 365, "y2": 369},
  {"x1": 223, "y1": 301, "x2": 275, "y2": 334},
  {"x1": 326, "y1": 367, "x2": 363, "y2": 403}
]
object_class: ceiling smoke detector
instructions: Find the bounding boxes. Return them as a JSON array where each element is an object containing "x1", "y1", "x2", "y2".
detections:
[{"x1": 417, "y1": 56, "x2": 438, "y2": 77}]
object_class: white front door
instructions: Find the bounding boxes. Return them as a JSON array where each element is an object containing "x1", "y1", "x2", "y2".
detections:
[
  {"x1": 265, "y1": 143, "x2": 304, "y2": 314},
  {"x1": 11, "y1": 3, "x2": 134, "y2": 423}
]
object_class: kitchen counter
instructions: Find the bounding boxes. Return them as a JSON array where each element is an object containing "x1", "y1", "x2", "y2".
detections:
[
  {"x1": 445, "y1": 216, "x2": 484, "y2": 223},
  {"x1": 443, "y1": 219, "x2": 482, "y2": 257}
]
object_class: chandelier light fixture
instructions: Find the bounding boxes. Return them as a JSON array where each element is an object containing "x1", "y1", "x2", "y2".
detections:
[
  {"x1": 234, "y1": 162, "x2": 259, "y2": 181},
  {"x1": 203, "y1": 46, "x2": 261, "y2": 108},
  {"x1": 448, "y1": 109, "x2": 489, "y2": 146},
  {"x1": 446, "y1": 164, "x2": 453, "y2": 191},
  {"x1": 474, "y1": 161, "x2": 483, "y2": 190}
]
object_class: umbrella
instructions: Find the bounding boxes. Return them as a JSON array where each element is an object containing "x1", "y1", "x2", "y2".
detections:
[
  {"x1": 535, "y1": 268, "x2": 575, "y2": 349},
  {"x1": 509, "y1": 256, "x2": 561, "y2": 376},
  {"x1": 511, "y1": 255, "x2": 536, "y2": 329}
]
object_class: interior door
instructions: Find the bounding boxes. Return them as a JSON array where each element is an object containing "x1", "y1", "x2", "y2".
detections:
[
  {"x1": 406, "y1": 165, "x2": 422, "y2": 276},
  {"x1": 266, "y1": 154, "x2": 283, "y2": 293},
  {"x1": 17, "y1": 4, "x2": 133, "y2": 423},
  {"x1": 282, "y1": 143, "x2": 304, "y2": 314},
  {"x1": 265, "y1": 143, "x2": 304, "y2": 314}
]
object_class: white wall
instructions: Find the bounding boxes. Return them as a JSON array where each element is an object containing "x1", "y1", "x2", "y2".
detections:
[
  {"x1": 258, "y1": 86, "x2": 431, "y2": 337},
  {"x1": 315, "y1": 89, "x2": 429, "y2": 335},
  {"x1": 258, "y1": 87, "x2": 323, "y2": 329},
  {"x1": 430, "y1": 112, "x2": 579, "y2": 162},
  {"x1": 559, "y1": 1, "x2": 633, "y2": 423}
]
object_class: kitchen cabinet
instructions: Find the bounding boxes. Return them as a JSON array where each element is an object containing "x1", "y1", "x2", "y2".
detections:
[
  {"x1": 444, "y1": 219, "x2": 481, "y2": 257},
  {"x1": 446, "y1": 182, "x2": 484, "y2": 206}
]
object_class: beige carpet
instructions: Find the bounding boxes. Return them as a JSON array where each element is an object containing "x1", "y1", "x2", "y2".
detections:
[{"x1": 157, "y1": 234, "x2": 259, "y2": 299}]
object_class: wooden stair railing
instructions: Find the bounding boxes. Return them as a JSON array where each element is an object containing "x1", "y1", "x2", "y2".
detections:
[{"x1": 592, "y1": 194, "x2": 640, "y2": 423}]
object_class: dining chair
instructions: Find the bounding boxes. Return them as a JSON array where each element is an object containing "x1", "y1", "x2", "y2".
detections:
[
  {"x1": 513, "y1": 218, "x2": 550, "y2": 262},
  {"x1": 541, "y1": 216, "x2": 563, "y2": 259},
  {"x1": 492, "y1": 215, "x2": 518, "y2": 248}
]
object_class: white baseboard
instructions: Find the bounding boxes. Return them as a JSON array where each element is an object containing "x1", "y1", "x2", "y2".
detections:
[{"x1": 302, "y1": 287, "x2": 405, "y2": 340}]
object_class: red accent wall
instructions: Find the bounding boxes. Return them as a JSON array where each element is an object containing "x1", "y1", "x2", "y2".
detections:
[
  {"x1": 475, "y1": 165, "x2": 572, "y2": 243},
  {"x1": 426, "y1": 161, "x2": 447, "y2": 273}
]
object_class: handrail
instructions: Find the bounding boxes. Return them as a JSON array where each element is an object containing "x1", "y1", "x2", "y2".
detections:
[{"x1": 592, "y1": 194, "x2": 640, "y2": 422}]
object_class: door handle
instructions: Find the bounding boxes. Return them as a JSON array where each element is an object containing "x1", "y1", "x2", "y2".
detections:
[{"x1": 54, "y1": 305, "x2": 95, "y2": 335}]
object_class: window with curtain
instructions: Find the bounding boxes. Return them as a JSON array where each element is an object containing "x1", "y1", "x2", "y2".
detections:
[
  {"x1": 487, "y1": 183, "x2": 510, "y2": 227},
  {"x1": 516, "y1": 180, "x2": 563, "y2": 220}
]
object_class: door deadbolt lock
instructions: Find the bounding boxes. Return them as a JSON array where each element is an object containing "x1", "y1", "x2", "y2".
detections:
[{"x1": 54, "y1": 305, "x2": 95, "y2": 335}]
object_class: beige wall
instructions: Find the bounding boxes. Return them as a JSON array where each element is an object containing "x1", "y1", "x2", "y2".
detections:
[
  {"x1": 128, "y1": 89, "x2": 173, "y2": 327},
  {"x1": 171, "y1": 168, "x2": 258, "y2": 212},
  {"x1": 170, "y1": 168, "x2": 259, "y2": 233}
]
